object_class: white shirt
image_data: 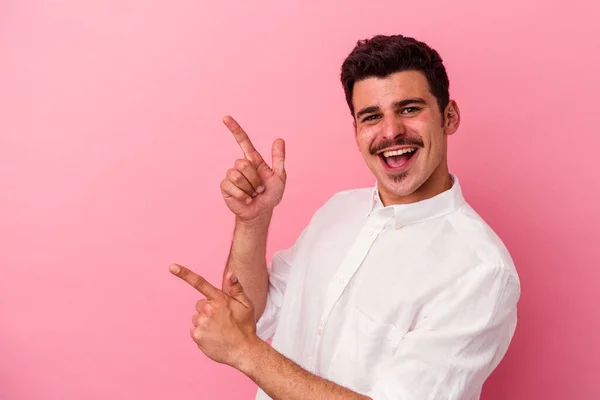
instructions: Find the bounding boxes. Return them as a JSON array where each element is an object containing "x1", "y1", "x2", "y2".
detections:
[{"x1": 255, "y1": 175, "x2": 520, "y2": 400}]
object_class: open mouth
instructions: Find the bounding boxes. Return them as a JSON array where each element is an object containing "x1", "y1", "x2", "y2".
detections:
[{"x1": 379, "y1": 147, "x2": 418, "y2": 170}]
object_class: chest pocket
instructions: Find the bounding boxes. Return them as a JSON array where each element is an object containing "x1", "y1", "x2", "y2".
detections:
[
  {"x1": 353, "y1": 305, "x2": 403, "y2": 362},
  {"x1": 326, "y1": 305, "x2": 403, "y2": 393}
]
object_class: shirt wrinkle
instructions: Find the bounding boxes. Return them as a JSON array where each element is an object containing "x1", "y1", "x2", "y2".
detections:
[{"x1": 255, "y1": 174, "x2": 520, "y2": 400}]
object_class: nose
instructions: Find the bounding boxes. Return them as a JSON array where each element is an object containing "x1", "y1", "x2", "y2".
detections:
[{"x1": 381, "y1": 113, "x2": 406, "y2": 141}]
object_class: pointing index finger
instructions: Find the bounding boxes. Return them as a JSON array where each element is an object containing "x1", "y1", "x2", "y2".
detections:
[
  {"x1": 169, "y1": 264, "x2": 222, "y2": 301},
  {"x1": 223, "y1": 115, "x2": 264, "y2": 165}
]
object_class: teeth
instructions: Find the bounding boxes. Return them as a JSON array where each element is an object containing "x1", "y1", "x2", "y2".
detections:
[{"x1": 383, "y1": 148, "x2": 417, "y2": 157}]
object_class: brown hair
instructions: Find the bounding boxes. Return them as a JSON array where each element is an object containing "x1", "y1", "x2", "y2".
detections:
[{"x1": 341, "y1": 34, "x2": 450, "y2": 117}]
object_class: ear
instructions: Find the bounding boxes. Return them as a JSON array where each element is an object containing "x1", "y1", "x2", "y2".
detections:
[
  {"x1": 353, "y1": 119, "x2": 359, "y2": 147},
  {"x1": 443, "y1": 100, "x2": 460, "y2": 136}
]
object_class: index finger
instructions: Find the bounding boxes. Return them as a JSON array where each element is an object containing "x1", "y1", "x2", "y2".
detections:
[
  {"x1": 222, "y1": 115, "x2": 265, "y2": 164},
  {"x1": 169, "y1": 264, "x2": 222, "y2": 300}
]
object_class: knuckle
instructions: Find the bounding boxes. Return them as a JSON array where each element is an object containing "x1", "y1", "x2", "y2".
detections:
[
  {"x1": 199, "y1": 316, "x2": 209, "y2": 328},
  {"x1": 195, "y1": 300, "x2": 206, "y2": 311},
  {"x1": 202, "y1": 303, "x2": 213, "y2": 315},
  {"x1": 193, "y1": 328, "x2": 203, "y2": 341},
  {"x1": 231, "y1": 172, "x2": 244, "y2": 185},
  {"x1": 234, "y1": 158, "x2": 249, "y2": 169},
  {"x1": 233, "y1": 175, "x2": 245, "y2": 186},
  {"x1": 226, "y1": 168, "x2": 238, "y2": 180}
]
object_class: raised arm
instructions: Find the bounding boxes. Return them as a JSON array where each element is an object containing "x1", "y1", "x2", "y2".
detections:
[{"x1": 219, "y1": 115, "x2": 286, "y2": 320}]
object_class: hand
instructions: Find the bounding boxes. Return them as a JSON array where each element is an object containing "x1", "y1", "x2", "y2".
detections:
[
  {"x1": 221, "y1": 115, "x2": 286, "y2": 222},
  {"x1": 169, "y1": 263, "x2": 259, "y2": 367}
]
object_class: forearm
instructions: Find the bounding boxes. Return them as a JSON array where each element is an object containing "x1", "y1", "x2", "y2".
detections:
[
  {"x1": 236, "y1": 338, "x2": 371, "y2": 400},
  {"x1": 223, "y1": 213, "x2": 272, "y2": 320}
]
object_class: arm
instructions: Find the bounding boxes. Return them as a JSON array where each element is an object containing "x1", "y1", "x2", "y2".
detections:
[
  {"x1": 232, "y1": 264, "x2": 519, "y2": 400},
  {"x1": 172, "y1": 261, "x2": 517, "y2": 399},
  {"x1": 218, "y1": 115, "x2": 286, "y2": 321},
  {"x1": 237, "y1": 338, "x2": 371, "y2": 400},
  {"x1": 170, "y1": 263, "x2": 368, "y2": 400},
  {"x1": 223, "y1": 213, "x2": 272, "y2": 320}
]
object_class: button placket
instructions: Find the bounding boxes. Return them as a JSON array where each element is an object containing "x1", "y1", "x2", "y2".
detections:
[
  {"x1": 316, "y1": 213, "x2": 391, "y2": 335},
  {"x1": 311, "y1": 213, "x2": 392, "y2": 376}
]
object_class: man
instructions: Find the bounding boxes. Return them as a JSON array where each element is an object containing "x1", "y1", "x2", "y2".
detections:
[{"x1": 170, "y1": 34, "x2": 520, "y2": 399}]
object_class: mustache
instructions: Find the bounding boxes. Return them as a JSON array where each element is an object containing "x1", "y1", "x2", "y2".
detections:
[{"x1": 370, "y1": 137, "x2": 424, "y2": 155}]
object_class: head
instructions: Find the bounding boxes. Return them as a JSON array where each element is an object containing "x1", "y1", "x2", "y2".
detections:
[{"x1": 341, "y1": 34, "x2": 460, "y2": 205}]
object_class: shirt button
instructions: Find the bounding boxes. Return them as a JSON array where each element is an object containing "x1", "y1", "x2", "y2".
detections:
[
  {"x1": 395, "y1": 223, "x2": 402, "y2": 229},
  {"x1": 338, "y1": 276, "x2": 346, "y2": 284},
  {"x1": 367, "y1": 229, "x2": 374, "y2": 236},
  {"x1": 317, "y1": 328, "x2": 323, "y2": 336}
]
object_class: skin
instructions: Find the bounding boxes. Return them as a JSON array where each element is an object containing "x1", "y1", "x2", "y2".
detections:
[
  {"x1": 170, "y1": 69, "x2": 461, "y2": 398},
  {"x1": 218, "y1": 115, "x2": 286, "y2": 321},
  {"x1": 353, "y1": 70, "x2": 460, "y2": 205},
  {"x1": 170, "y1": 263, "x2": 369, "y2": 400}
]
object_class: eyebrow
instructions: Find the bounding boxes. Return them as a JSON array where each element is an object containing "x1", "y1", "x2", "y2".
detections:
[
  {"x1": 355, "y1": 97, "x2": 428, "y2": 120},
  {"x1": 355, "y1": 106, "x2": 380, "y2": 120}
]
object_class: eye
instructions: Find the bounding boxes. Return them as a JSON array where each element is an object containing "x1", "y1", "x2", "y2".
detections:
[
  {"x1": 362, "y1": 114, "x2": 380, "y2": 123},
  {"x1": 401, "y1": 107, "x2": 420, "y2": 114}
]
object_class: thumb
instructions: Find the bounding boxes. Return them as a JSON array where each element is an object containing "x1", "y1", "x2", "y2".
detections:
[
  {"x1": 271, "y1": 138, "x2": 286, "y2": 179},
  {"x1": 225, "y1": 272, "x2": 252, "y2": 309}
]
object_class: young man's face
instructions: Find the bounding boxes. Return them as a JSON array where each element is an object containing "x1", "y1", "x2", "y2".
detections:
[{"x1": 352, "y1": 70, "x2": 460, "y2": 205}]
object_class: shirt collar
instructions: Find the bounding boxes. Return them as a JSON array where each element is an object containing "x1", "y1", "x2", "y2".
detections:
[{"x1": 366, "y1": 174, "x2": 465, "y2": 228}]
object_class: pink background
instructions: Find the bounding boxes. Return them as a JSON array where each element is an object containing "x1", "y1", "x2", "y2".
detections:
[{"x1": 1, "y1": 1, "x2": 599, "y2": 399}]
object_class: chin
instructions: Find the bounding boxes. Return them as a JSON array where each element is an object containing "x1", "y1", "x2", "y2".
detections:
[
  {"x1": 375, "y1": 165, "x2": 435, "y2": 201},
  {"x1": 381, "y1": 176, "x2": 421, "y2": 197}
]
